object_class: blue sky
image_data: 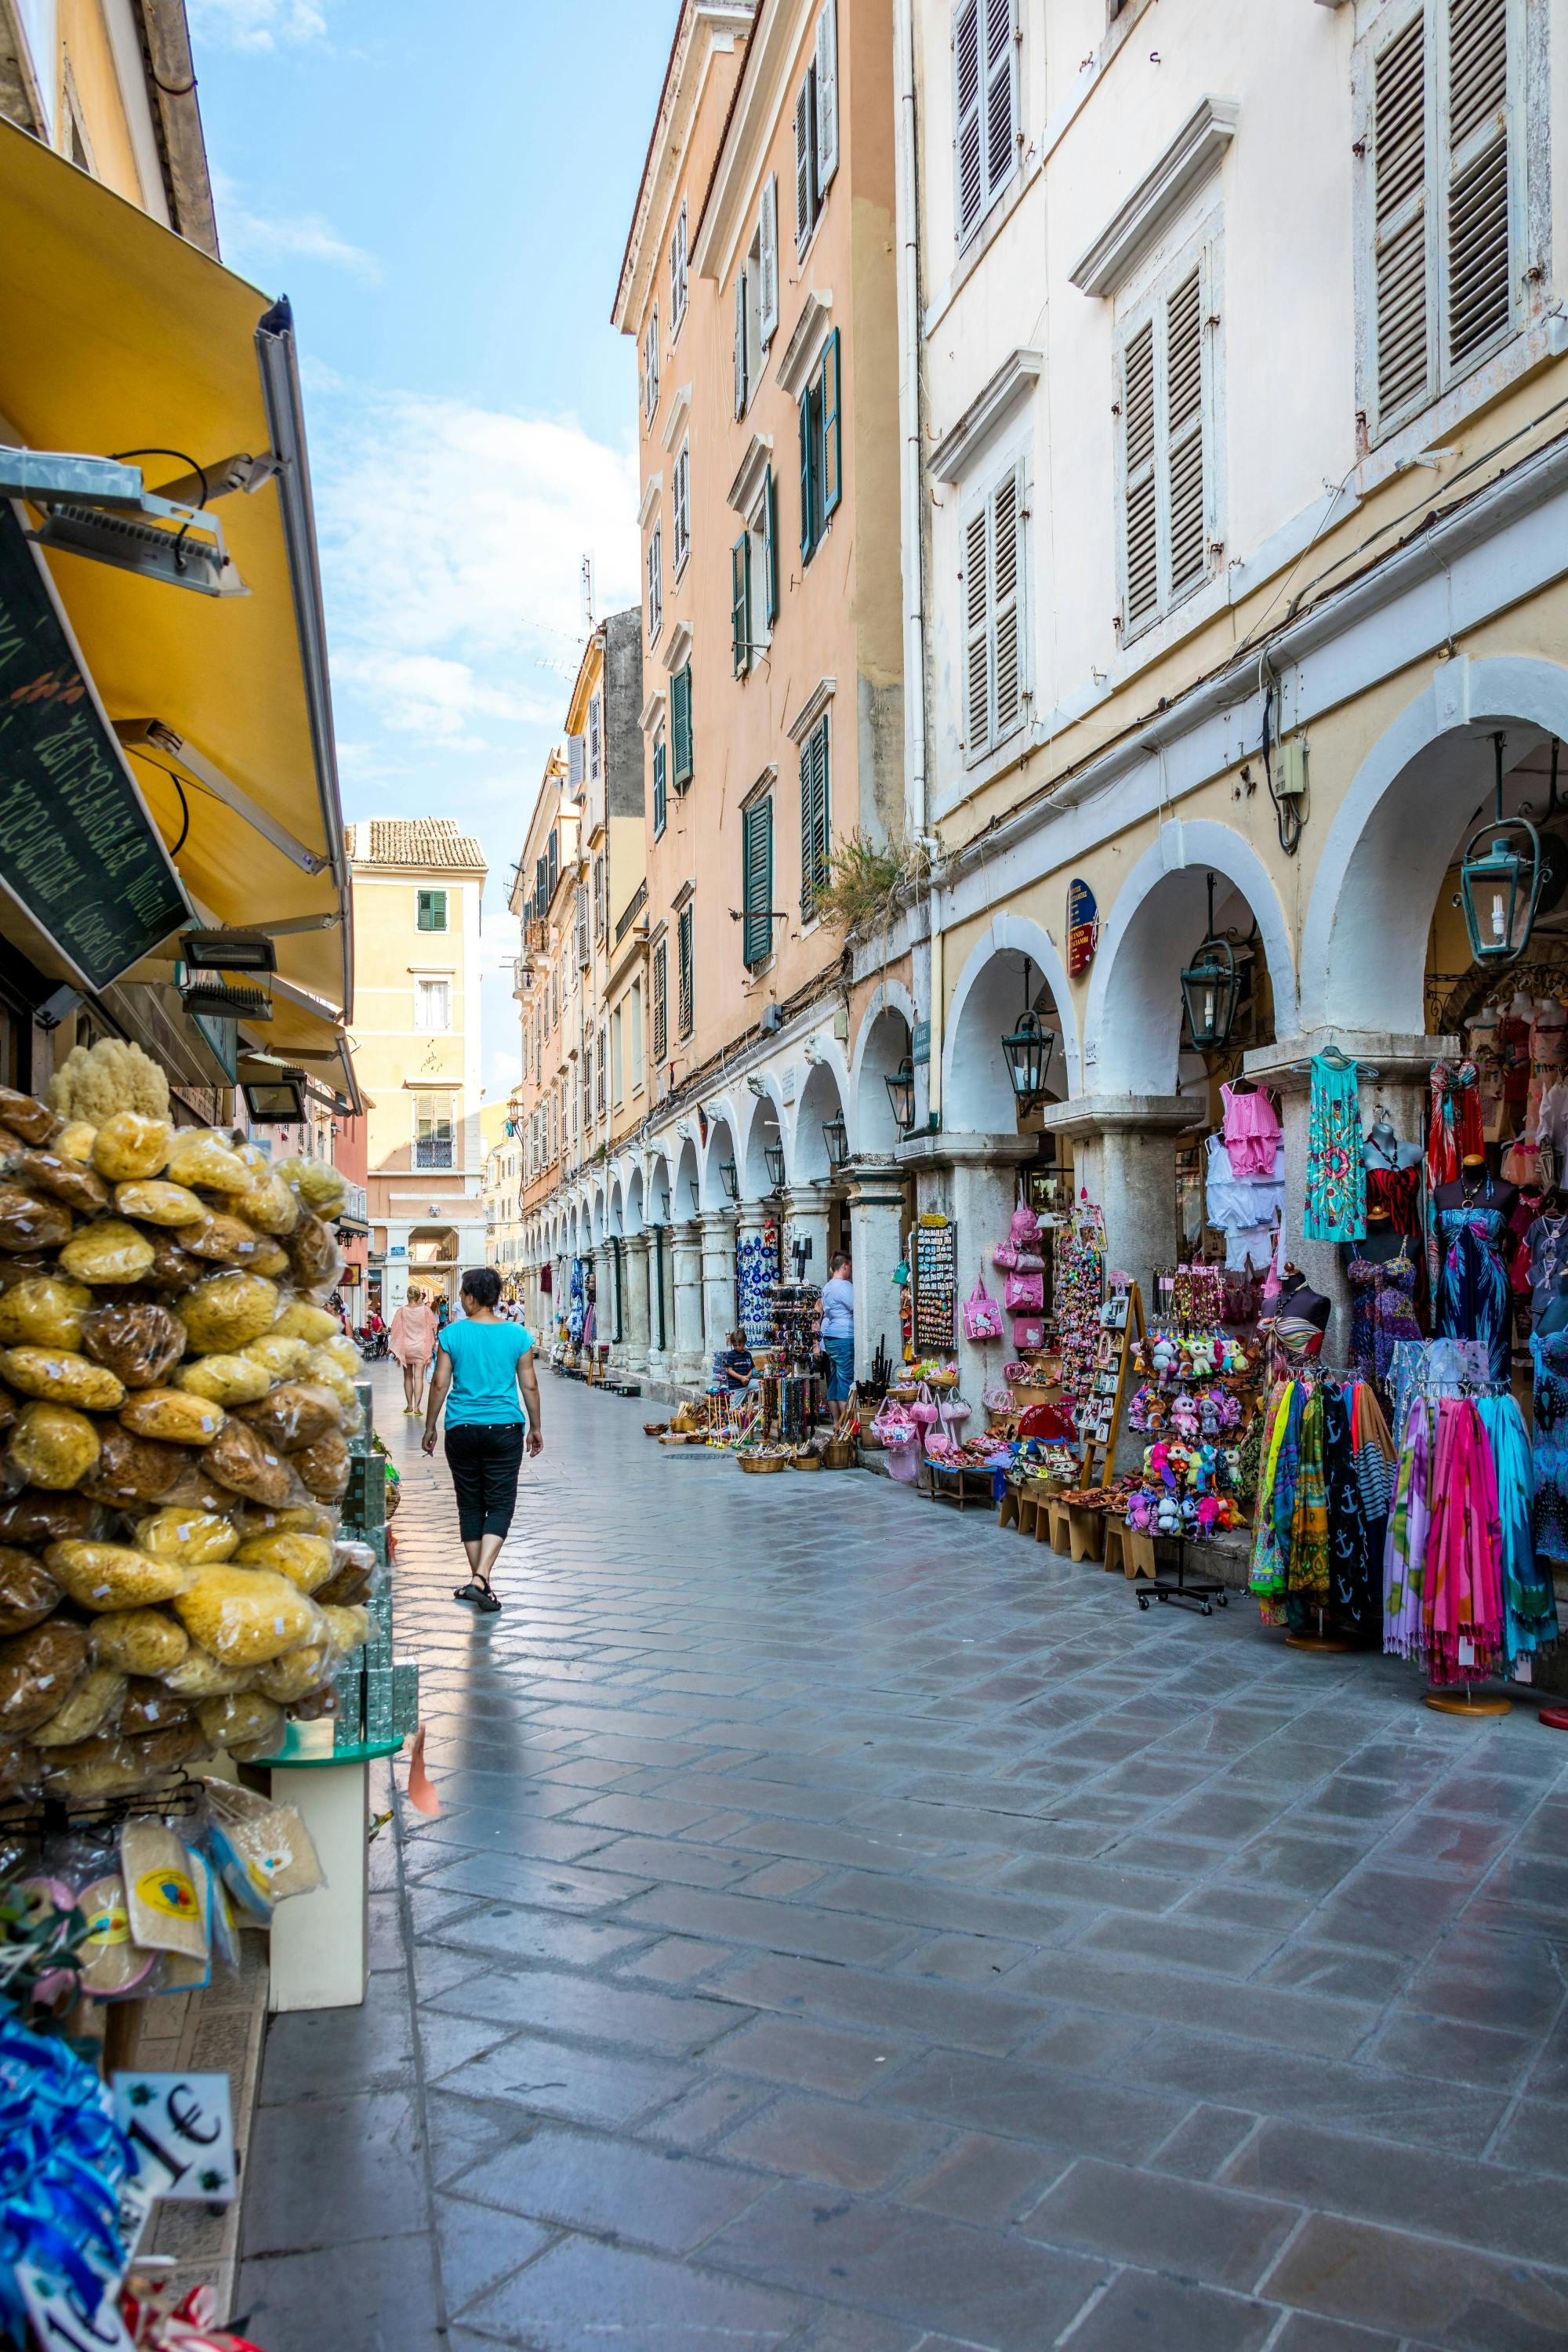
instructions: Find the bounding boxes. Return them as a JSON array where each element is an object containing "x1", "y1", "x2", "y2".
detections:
[{"x1": 188, "y1": 0, "x2": 672, "y2": 1096}]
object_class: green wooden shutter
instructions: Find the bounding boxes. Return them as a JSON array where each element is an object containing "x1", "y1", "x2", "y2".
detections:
[
  {"x1": 677, "y1": 906, "x2": 695, "y2": 1036},
  {"x1": 764, "y1": 465, "x2": 779, "y2": 623},
  {"x1": 652, "y1": 736, "x2": 666, "y2": 838},
  {"x1": 798, "y1": 387, "x2": 815, "y2": 559},
  {"x1": 822, "y1": 330, "x2": 841, "y2": 520},
  {"x1": 672, "y1": 663, "x2": 693, "y2": 786},
  {"x1": 742, "y1": 798, "x2": 773, "y2": 967},
  {"x1": 800, "y1": 723, "x2": 829, "y2": 922},
  {"x1": 731, "y1": 535, "x2": 750, "y2": 676},
  {"x1": 652, "y1": 938, "x2": 667, "y2": 1062}
]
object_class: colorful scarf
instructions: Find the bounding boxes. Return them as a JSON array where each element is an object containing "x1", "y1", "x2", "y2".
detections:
[
  {"x1": 1425, "y1": 1397, "x2": 1504, "y2": 1686},
  {"x1": 1384, "y1": 1393, "x2": 1432, "y2": 1660},
  {"x1": 1288, "y1": 1388, "x2": 1330, "y2": 1599},
  {"x1": 1478, "y1": 1390, "x2": 1558, "y2": 1664},
  {"x1": 1248, "y1": 1382, "x2": 1294, "y2": 1615}
]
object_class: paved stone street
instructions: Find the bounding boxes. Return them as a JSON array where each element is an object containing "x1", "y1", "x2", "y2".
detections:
[{"x1": 240, "y1": 1364, "x2": 1568, "y2": 2351}]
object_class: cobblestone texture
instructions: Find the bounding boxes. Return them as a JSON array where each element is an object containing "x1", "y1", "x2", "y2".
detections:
[{"x1": 239, "y1": 1366, "x2": 1568, "y2": 2350}]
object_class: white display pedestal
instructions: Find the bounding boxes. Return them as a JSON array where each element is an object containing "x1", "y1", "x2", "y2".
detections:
[{"x1": 260, "y1": 1720, "x2": 401, "y2": 2014}]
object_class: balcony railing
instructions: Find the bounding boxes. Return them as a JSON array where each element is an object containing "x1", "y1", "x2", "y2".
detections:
[
  {"x1": 615, "y1": 879, "x2": 648, "y2": 947},
  {"x1": 342, "y1": 1183, "x2": 367, "y2": 1224},
  {"x1": 415, "y1": 1138, "x2": 454, "y2": 1171}
]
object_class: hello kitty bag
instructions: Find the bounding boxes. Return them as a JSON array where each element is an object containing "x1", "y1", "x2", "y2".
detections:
[{"x1": 963, "y1": 1276, "x2": 1004, "y2": 1341}]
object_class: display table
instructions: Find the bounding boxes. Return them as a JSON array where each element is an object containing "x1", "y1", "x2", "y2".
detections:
[
  {"x1": 923, "y1": 1461, "x2": 1001, "y2": 1511},
  {"x1": 255, "y1": 1719, "x2": 405, "y2": 2014}
]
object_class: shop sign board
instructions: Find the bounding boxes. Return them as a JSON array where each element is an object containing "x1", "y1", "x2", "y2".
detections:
[
  {"x1": 911, "y1": 1018, "x2": 930, "y2": 1066},
  {"x1": 0, "y1": 503, "x2": 189, "y2": 991},
  {"x1": 111, "y1": 2067, "x2": 237, "y2": 2204},
  {"x1": 1066, "y1": 879, "x2": 1098, "y2": 976}
]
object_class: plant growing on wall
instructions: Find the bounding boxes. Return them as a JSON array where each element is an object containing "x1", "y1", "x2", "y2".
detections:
[{"x1": 815, "y1": 831, "x2": 931, "y2": 939}]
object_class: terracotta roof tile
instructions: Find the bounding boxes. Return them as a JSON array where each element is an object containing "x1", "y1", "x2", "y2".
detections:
[{"x1": 346, "y1": 818, "x2": 488, "y2": 873}]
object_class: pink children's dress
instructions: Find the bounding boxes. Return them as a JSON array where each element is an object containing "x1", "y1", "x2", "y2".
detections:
[{"x1": 1221, "y1": 1083, "x2": 1282, "y2": 1179}]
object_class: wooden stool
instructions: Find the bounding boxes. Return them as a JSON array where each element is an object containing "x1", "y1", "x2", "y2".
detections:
[
  {"x1": 1045, "y1": 1498, "x2": 1072, "y2": 1554},
  {"x1": 1102, "y1": 1521, "x2": 1127, "y2": 1576},
  {"x1": 1017, "y1": 1491, "x2": 1041, "y2": 1539},
  {"x1": 996, "y1": 1490, "x2": 1020, "y2": 1530},
  {"x1": 1124, "y1": 1527, "x2": 1157, "y2": 1581},
  {"x1": 1068, "y1": 1505, "x2": 1104, "y2": 1564}
]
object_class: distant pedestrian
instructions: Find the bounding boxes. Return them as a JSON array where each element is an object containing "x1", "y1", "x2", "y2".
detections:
[
  {"x1": 423, "y1": 1266, "x2": 543, "y2": 1613},
  {"x1": 388, "y1": 1287, "x2": 437, "y2": 1415},
  {"x1": 818, "y1": 1251, "x2": 855, "y2": 1402}
]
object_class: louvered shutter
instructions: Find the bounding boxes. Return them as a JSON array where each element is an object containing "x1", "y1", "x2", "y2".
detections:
[
  {"x1": 731, "y1": 535, "x2": 750, "y2": 676},
  {"x1": 652, "y1": 736, "x2": 666, "y2": 838},
  {"x1": 677, "y1": 906, "x2": 695, "y2": 1036},
  {"x1": 575, "y1": 884, "x2": 589, "y2": 967},
  {"x1": 795, "y1": 80, "x2": 815, "y2": 250},
  {"x1": 815, "y1": 0, "x2": 839, "y2": 194},
  {"x1": 954, "y1": 0, "x2": 982, "y2": 243},
  {"x1": 1372, "y1": 9, "x2": 1432, "y2": 423},
  {"x1": 1165, "y1": 270, "x2": 1207, "y2": 598},
  {"x1": 547, "y1": 830, "x2": 558, "y2": 895},
  {"x1": 799, "y1": 386, "x2": 815, "y2": 557},
  {"x1": 652, "y1": 940, "x2": 667, "y2": 1062},
  {"x1": 672, "y1": 663, "x2": 693, "y2": 786},
  {"x1": 800, "y1": 724, "x2": 829, "y2": 920},
  {"x1": 568, "y1": 734, "x2": 586, "y2": 789},
  {"x1": 1444, "y1": 0, "x2": 1511, "y2": 369},
  {"x1": 758, "y1": 174, "x2": 779, "y2": 344},
  {"x1": 821, "y1": 331, "x2": 842, "y2": 519},
  {"x1": 983, "y1": 0, "x2": 1016, "y2": 209},
  {"x1": 742, "y1": 798, "x2": 773, "y2": 967},
  {"x1": 963, "y1": 501, "x2": 989, "y2": 753},
  {"x1": 1121, "y1": 318, "x2": 1159, "y2": 633},
  {"x1": 990, "y1": 467, "x2": 1022, "y2": 740},
  {"x1": 734, "y1": 269, "x2": 748, "y2": 416},
  {"x1": 764, "y1": 465, "x2": 779, "y2": 622}
]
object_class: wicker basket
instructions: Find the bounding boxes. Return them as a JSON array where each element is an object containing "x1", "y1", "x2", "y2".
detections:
[
  {"x1": 789, "y1": 1452, "x2": 824, "y2": 1472},
  {"x1": 820, "y1": 1439, "x2": 858, "y2": 1469},
  {"x1": 738, "y1": 1452, "x2": 789, "y2": 1475},
  {"x1": 643, "y1": 1421, "x2": 669, "y2": 1437}
]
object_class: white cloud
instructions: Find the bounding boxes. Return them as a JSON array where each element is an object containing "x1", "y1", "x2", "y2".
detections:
[
  {"x1": 488, "y1": 1048, "x2": 522, "y2": 1093},
  {"x1": 331, "y1": 649, "x2": 525, "y2": 746},
  {"x1": 212, "y1": 173, "x2": 379, "y2": 282},
  {"x1": 189, "y1": 0, "x2": 327, "y2": 52}
]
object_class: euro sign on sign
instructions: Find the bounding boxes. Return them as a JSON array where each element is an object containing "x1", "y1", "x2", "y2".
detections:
[{"x1": 1067, "y1": 879, "x2": 1098, "y2": 977}]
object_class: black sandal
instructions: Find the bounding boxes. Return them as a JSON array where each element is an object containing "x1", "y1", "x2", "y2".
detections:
[{"x1": 454, "y1": 1578, "x2": 501, "y2": 1613}]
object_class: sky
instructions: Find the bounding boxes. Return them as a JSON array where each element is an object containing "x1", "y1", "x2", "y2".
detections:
[{"x1": 187, "y1": 0, "x2": 673, "y2": 1102}]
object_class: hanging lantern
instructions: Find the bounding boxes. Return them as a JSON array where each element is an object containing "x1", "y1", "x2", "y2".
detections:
[
  {"x1": 1000, "y1": 957, "x2": 1057, "y2": 1114},
  {"x1": 764, "y1": 1139, "x2": 786, "y2": 1190},
  {"x1": 884, "y1": 1055, "x2": 916, "y2": 1133},
  {"x1": 1460, "y1": 733, "x2": 1543, "y2": 964},
  {"x1": 1179, "y1": 873, "x2": 1241, "y2": 1051},
  {"x1": 822, "y1": 1110, "x2": 849, "y2": 1171},
  {"x1": 718, "y1": 1156, "x2": 739, "y2": 1202}
]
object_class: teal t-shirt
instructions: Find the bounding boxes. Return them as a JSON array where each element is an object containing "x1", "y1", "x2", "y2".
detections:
[{"x1": 439, "y1": 1319, "x2": 535, "y2": 1425}]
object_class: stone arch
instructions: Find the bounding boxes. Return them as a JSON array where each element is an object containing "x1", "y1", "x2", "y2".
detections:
[
  {"x1": 644, "y1": 1150, "x2": 672, "y2": 1225},
  {"x1": 673, "y1": 1134, "x2": 701, "y2": 1221},
  {"x1": 624, "y1": 1166, "x2": 645, "y2": 1235},
  {"x1": 590, "y1": 1186, "x2": 606, "y2": 1248},
  {"x1": 790, "y1": 1055, "x2": 848, "y2": 1184},
  {"x1": 1301, "y1": 656, "x2": 1568, "y2": 1033},
  {"x1": 608, "y1": 1176, "x2": 625, "y2": 1240},
  {"x1": 702, "y1": 1103, "x2": 740, "y2": 1211},
  {"x1": 1084, "y1": 819, "x2": 1298, "y2": 1094},
  {"x1": 945, "y1": 913, "x2": 1079, "y2": 1132},
  {"x1": 853, "y1": 985, "x2": 916, "y2": 1157},
  {"x1": 740, "y1": 1076, "x2": 786, "y2": 1200}
]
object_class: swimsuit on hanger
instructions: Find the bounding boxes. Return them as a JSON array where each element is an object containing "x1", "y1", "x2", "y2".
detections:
[{"x1": 1221, "y1": 1083, "x2": 1282, "y2": 1180}]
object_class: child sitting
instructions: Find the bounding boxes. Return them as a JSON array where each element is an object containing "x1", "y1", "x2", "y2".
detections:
[{"x1": 720, "y1": 1327, "x2": 755, "y2": 1392}]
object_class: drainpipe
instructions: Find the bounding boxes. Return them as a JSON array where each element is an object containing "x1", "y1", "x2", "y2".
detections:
[{"x1": 893, "y1": 0, "x2": 940, "y2": 1123}]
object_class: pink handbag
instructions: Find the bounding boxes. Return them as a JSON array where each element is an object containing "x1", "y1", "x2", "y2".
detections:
[
  {"x1": 909, "y1": 1381, "x2": 940, "y2": 1428},
  {"x1": 939, "y1": 1392, "x2": 971, "y2": 1428},
  {"x1": 1012, "y1": 1316, "x2": 1046, "y2": 1350},
  {"x1": 963, "y1": 1276, "x2": 1004, "y2": 1341},
  {"x1": 992, "y1": 1242, "x2": 1019, "y2": 1271},
  {"x1": 1004, "y1": 1269, "x2": 1044, "y2": 1312}
]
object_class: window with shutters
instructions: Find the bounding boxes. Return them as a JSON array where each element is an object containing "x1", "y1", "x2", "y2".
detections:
[
  {"x1": 643, "y1": 307, "x2": 659, "y2": 423},
  {"x1": 646, "y1": 517, "x2": 662, "y2": 646},
  {"x1": 593, "y1": 854, "x2": 605, "y2": 941},
  {"x1": 611, "y1": 1007, "x2": 623, "y2": 1105},
  {"x1": 798, "y1": 330, "x2": 842, "y2": 564},
  {"x1": 670, "y1": 663, "x2": 694, "y2": 789},
  {"x1": 960, "y1": 457, "x2": 1027, "y2": 764},
  {"x1": 794, "y1": 2, "x2": 839, "y2": 256},
  {"x1": 596, "y1": 1025, "x2": 608, "y2": 1116},
  {"x1": 1363, "y1": 0, "x2": 1530, "y2": 443},
  {"x1": 954, "y1": 0, "x2": 1019, "y2": 250},
  {"x1": 742, "y1": 796, "x2": 774, "y2": 967},
  {"x1": 734, "y1": 466, "x2": 779, "y2": 677},
  {"x1": 670, "y1": 201, "x2": 688, "y2": 341},
  {"x1": 673, "y1": 440, "x2": 691, "y2": 576},
  {"x1": 799, "y1": 717, "x2": 831, "y2": 923},
  {"x1": 416, "y1": 889, "x2": 448, "y2": 932},
  {"x1": 653, "y1": 936, "x2": 670, "y2": 1061},
  {"x1": 677, "y1": 905, "x2": 695, "y2": 1039},
  {"x1": 630, "y1": 979, "x2": 644, "y2": 1090},
  {"x1": 1115, "y1": 238, "x2": 1218, "y2": 643},
  {"x1": 575, "y1": 883, "x2": 590, "y2": 969},
  {"x1": 588, "y1": 692, "x2": 602, "y2": 782},
  {"x1": 652, "y1": 732, "x2": 667, "y2": 840},
  {"x1": 414, "y1": 977, "x2": 451, "y2": 1033}
]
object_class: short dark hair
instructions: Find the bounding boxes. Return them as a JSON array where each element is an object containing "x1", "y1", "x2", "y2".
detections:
[
  {"x1": 830, "y1": 1252, "x2": 851, "y2": 1274},
  {"x1": 461, "y1": 1266, "x2": 503, "y2": 1308}
]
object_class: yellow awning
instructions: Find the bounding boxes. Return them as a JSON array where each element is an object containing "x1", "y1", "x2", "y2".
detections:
[{"x1": 0, "y1": 118, "x2": 351, "y2": 1046}]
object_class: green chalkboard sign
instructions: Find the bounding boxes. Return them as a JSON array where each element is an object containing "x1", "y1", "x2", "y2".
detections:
[{"x1": 0, "y1": 503, "x2": 188, "y2": 991}]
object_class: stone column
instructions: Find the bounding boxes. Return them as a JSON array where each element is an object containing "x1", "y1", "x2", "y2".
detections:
[
  {"x1": 846, "y1": 1159, "x2": 907, "y2": 1385},
  {"x1": 1244, "y1": 1029, "x2": 1456, "y2": 1348},
  {"x1": 734, "y1": 1202, "x2": 779, "y2": 1344},
  {"x1": 779, "y1": 1185, "x2": 833, "y2": 1288},
  {"x1": 699, "y1": 1210, "x2": 739, "y2": 1363},
  {"x1": 895, "y1": 1134, "x2": 1035, "y2": 1400},
  {"x1": 670, "y1": 1219, "x2": 706, "y2": 1385},
  {"x1": 622, "y1": 1233, "x2": 652, "y2": 1376},
  {"x1": 1039, "y1": 1096, "x2": 1203, "y2": 1303},
  {"x1": 645, "y1": 1227, "x2": 671, "y2": 1382}
]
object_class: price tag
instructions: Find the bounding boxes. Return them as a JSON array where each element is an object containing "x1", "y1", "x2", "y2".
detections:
[
  {"x1": 17, "y1": 2257, "x2": 134, "y2": 2351},
  {"x1": 1515, "y1": 1655, "x2": 1533, "y2": 1684},
  {"x1": 1457, "y1": 1637, "x2": 1476, "y2": 1668},
  {"x1": 110, "y1": 2071, "x2": 236, "y2": 2205}
]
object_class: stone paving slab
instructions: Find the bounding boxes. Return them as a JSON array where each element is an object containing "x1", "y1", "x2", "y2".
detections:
[{"x1": 237, "y1": 1363, "x2": 1568, "y2": 2351}]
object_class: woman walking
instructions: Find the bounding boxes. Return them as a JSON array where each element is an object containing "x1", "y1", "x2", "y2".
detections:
[
  {"x1": 422, "y1": 1266, "x2": 543, "y2": 1613},
  {"x1": 389, "y1": 1286, "x2": 437, "y2": 1415}
]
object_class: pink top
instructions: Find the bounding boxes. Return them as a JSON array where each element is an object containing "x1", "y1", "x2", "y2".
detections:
[
  {"x1": 1221, "y1": 1083, "x2": 1282, "y2": 1178},
  {"x1": 388, "y1": 1302, "x2": 437, "y2": 1366}
]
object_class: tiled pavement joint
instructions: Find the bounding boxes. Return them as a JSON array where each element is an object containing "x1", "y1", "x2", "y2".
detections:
[{"x1": 239, "y1": 1364, "x2": 1568, "y2": 2351}]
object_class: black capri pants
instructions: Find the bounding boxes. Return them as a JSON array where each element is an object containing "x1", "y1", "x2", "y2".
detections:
[{"x1": 444, "y1": 1421, "x2": 526, "y2": 1543}]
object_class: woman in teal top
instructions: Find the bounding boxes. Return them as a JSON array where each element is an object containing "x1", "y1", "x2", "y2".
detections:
[{"x1": 423, "y1": 1266, "x2": 543, "y2": 1613}]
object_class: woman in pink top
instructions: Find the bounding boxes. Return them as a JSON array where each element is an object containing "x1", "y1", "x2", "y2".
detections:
[
  {"x1": 388, "y1": 1287, "x2": 439, "y2": 1414},
  {"x1": 1221, "y1": 1083, "x2": 1282, "y2": 1178}
]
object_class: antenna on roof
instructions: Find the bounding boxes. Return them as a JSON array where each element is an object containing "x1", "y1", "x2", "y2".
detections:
[{"x1": 582, "y1": 553, "x2": 595, "y2": 632}]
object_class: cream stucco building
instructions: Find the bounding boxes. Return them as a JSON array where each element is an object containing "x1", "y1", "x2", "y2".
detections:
[{"x1": 348, "y1": 819, "x2": 487, "y2": 1312}]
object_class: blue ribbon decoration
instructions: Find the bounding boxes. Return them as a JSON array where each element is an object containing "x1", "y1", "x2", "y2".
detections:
[{"x1": 0, "y1": 2000, "x2": 134, "y2": 2336}]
